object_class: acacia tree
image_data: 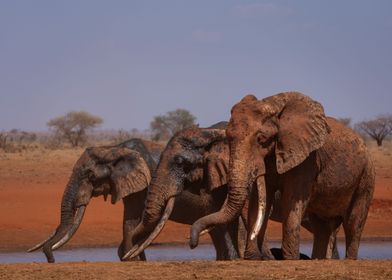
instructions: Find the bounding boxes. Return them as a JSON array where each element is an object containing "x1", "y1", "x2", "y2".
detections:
[
  {"x1": 355, "y1": 115, "x2": 392, "y2": 146},
  {"x1": 337, "y1": 117, "x2": 352, "y2": 127},
  {"x1": 0, "y1": 132, "x2": 8, "y2": 149},
  {"x1": 47, "y1": 111, "x2": 103, "y2": 147},
  {"x1": 150, "y1": 109, "x2": 197, "y2": 141}
]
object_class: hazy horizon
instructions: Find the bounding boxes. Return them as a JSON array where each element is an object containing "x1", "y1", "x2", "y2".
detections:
[{"x1": 1, "y1": 1, "x2": 391, "y2": 131}]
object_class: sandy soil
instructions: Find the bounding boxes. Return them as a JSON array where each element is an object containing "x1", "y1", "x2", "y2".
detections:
[
  {"x1": 1, "y1": 260, "x2": 392, "y2": 280},
  {"x1": 0, "y1": 144, "x2": 391, "y2": 278}
]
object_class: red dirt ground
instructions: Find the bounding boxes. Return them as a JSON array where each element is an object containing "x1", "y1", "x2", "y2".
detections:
[{"x1": 0, "y1": 260, "x2": 391, "y2": 280}]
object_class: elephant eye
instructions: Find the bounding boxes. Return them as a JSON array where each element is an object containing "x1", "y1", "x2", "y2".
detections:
[
  {"x1": 173, "y1": 155, "x2": 195, "y2": 174},
  {"x1": 174, "y1": 155, "x2": 186, "y2": 166},
  {"x1": 256, "y1": 132, "x2": 268, "y2": 145},
  {"x1": 256, "y1": 131, "x2": 276, "y2": 149},
  {"x1": 87, "y1": 170, "x2": 96, "y2": 180}
]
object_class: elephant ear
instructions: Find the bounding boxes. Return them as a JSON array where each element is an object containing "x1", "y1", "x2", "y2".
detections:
[
  {"x1": 263, "y1": 92, "x2": 330, "y2": 174},
  {"x1": 88, "y1": 146, "x2": 133, "y2": 163},
  {"x1": 178, "y1": 128, "x2": 226, "y2": 149},
  {"x1": 109, "y1": 148, "x2": 151, "y2": 204},
  {"x1": 205, "y1": 154, "x2": 229, "y2": 192}
]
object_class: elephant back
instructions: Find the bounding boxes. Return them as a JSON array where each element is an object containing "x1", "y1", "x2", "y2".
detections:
[{"x1": 118, "y1": 138, "x2": 164, "y2": 172}]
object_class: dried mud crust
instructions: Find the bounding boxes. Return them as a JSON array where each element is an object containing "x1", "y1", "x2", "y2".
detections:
[{"x1": 1, "y1": 260, "x2": 392, "y2": 280}]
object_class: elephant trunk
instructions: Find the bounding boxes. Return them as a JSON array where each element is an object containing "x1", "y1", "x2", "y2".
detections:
[
  {"x1": 121, "y1": 171, "x2": 177, "y2": 260},
  {"x1": 189, "y1": 144, "x2": 250, "y2": 248},
  {"x1": 141, "y1": 182, "x2": 169, "y2": 227},
  {"x1": 27, "y1": 172, "x2": 88, "y2": 263},
  {"x1": 122, "y1": 195, "x2": 175, "y2": 260}
]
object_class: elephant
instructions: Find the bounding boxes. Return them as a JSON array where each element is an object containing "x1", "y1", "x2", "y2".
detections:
[
  {"x1": 122, "y1": 123, "x2": 339, "y2": 261},
  {"x1": 121, "y1": 123, "x2": 259, "y2": 260},
  {"x1": 190, "y1": 92, "x2": 375, "y2": 260},
  {"x1": 27, "y1": 137, "x2": 245, "y2": 262},
  {"x1": 27, "y1": 138, "x2": 161, "y2": 262}
]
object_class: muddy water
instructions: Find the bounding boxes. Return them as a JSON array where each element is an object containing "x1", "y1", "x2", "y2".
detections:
[{"x1": 0, "y1": 241, "x2": 391, "y2": 263}]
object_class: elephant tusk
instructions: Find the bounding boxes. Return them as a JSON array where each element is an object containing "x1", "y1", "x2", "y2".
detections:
[
  {"x1": 51, "y1": 206, "x2": 86, "y2": 251},
  {"x1": 185, "y1": 226, "x2": 214, "y2": 240},
  {"x1": 250, "y1": 206, "x2": 264, "y2": 240},
  {"x1": 200, "y1": 226, "x2": 215, "y2": 236},
  {"x1": 250, "y1": 176, "x2": 266, "y2": 241},
  {"x1": 122, "y1": 196, "x2": 175, "y2": 260},
  {"x1": 27, "y1": 230, "x2": 57, "y2": 252}
]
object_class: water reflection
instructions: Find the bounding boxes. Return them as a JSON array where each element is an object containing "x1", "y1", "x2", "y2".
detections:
[{"x1": 0, "y1": 241, "x2": 391, "y2": 263}]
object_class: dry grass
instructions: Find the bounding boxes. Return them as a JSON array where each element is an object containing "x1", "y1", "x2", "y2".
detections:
[{"x1": 0, "y1": 129, "x2": 155, "y2": 153}]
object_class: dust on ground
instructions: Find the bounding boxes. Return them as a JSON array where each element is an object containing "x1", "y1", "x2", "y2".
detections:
[{"x1": 1, "y1": 260, "x2": 392, "y2": 280}]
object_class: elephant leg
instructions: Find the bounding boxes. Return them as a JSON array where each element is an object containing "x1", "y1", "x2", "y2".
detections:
[
  {"x1": 281, "y1": 204, "x2": 303, "y2": 259},
  {"x1": 119, "y1": 219, "x2": 146, "y2": 261},
  {"x1": 257, "y1": 193, "x2": 278, "y2": 261},
  {"x1": 343, "y1": 177, "x2": 374, "y2": 259},
  {"x1": 302, "y1": 216, "x2": 340, "y2": 259},
  {"x1": 236, "y1": 217, "x2": 247, "y2": 259},
  {"x1": 240, "y1": 199, "x2": 264, "y2": 260},
  {"x1": 209, "y1": 225, "x2": 239, "y2": 260},
  {"x1": 255, "y1": 186, "x2": 275, "y2": 260},
  {"x1": 227, "y1": 218, "x2": 242, "y2": 259},
  {"x1": 119, "y1": 191, "x2": 146, "y2": 261},
  {"x1": 259, "y1": 235, "x2": 275, "y2": 260},
  {"x1": 280, "y1": 177, "x2": 312, "y2": 260},
  {"x1": 309, "y1": 215, "x2": 341, "y2": 259},
  {"x1": 242, "y1": 183, "x2": 275, "y2": 260},
  {"x1": 328, "y1": 227, "x2": 340, "y2": 260}
]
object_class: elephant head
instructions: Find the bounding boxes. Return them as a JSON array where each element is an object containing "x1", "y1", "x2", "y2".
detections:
[
  {"x1": 27, "y1": 141, "x2": 152, "y2": 263},
  {"x1": 190, "y1": 92, "x2": 330, "y2": 248},
  {"x1": 122, "y1": 124, "x2": 227, "y2": 259}
]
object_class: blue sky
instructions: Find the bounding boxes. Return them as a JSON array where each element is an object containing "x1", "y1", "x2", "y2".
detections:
[{"x1": 1, "y1": 0, "x2": 391, "y2": 131}]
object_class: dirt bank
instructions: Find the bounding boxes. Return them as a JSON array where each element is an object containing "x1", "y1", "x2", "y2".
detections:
[{"x1": 1, "y1": 260, "x2": 391, "y2": 280}]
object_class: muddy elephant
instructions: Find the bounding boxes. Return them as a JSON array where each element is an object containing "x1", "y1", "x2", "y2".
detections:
[
  {"x1": 27, "y1": 139, "x2": 161, "y2": 262},
  {"x1": 190, "y1": 92, "x2": 375, "y2": 260},
  {"x1": 28, "y1": 138, "x2": 244, "y2": 262},
  {"x1": 122, "y1": 123, "x2": 337, "y2": 261},
  {"x1": 121, "y1": 123, "x2": 260, "y2": 260}
]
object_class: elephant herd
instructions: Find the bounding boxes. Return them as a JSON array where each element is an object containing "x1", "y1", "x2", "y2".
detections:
[{"x1": 28, "y1": 92, "x2": 375, "y2": 263}]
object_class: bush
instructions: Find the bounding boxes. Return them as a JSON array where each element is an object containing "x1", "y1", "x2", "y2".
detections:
[{"x1": 150, "y1": 109, "x2": 196, "y2": 141}]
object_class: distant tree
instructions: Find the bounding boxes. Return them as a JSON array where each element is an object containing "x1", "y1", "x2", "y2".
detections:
[
  {"x1": 355, "y1": 115, "x2": 392, "y2": 146},
  {"x1": 0, "y1": 132, "x2": 8, "y2": 149},
  {"x1": 150, "y1": 109, "x2": 197, "y2": 141},
  {"x1": 337, "y1": 117, "x2": 352, "y2": 127},
  {"x1": 47, "y1": 111, "x2": 103, "y2": 147}
]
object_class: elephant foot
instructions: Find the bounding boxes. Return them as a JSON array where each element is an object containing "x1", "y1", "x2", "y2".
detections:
[
  {"x1": 260, "y1": 249, "x2": 275, "y2": 261},
  {"x1": 244, "y1": 246, "x2": 272, "y2": 260},
  {"x1": 244, "y1": 251, "x2": 263, "y2": 260},
  {"x1": 216, "y1": 253, "x2": 240, "y2": 261}
]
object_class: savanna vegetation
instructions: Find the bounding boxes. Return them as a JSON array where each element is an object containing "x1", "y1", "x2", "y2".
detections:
[{"x1": 0, "y1": 108, "x2": 197, "y2": 152}]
